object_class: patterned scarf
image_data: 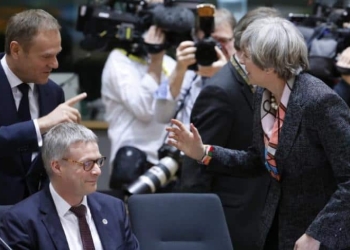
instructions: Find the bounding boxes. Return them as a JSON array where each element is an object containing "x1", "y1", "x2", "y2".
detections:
[{"x1": 261, "y1": 77, "x2": 295, "y2": 181}]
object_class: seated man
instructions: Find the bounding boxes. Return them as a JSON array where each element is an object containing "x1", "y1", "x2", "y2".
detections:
[{"x1": 0, "y1": 122, "x2": 139, "y2": 250}]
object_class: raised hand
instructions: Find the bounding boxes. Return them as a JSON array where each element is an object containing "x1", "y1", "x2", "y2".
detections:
[
  {"x1": 175, "y1": 41, "x2": 197, "y2": 71},
  {"x1": 38, "y1": 92, "x2": 87, "y2": 134},
  {"x1": 166, "y1": 119, "x2": 205, "y2": 161}
]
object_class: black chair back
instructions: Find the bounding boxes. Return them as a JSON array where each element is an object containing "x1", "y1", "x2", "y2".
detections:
[{"x1": 128, "y1": 193, "x2": 233, "y2": 250}]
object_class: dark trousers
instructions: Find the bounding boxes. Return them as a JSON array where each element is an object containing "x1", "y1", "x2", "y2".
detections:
[{"x1": 263, "y1": 212, "x2": 279, "y2": 250}]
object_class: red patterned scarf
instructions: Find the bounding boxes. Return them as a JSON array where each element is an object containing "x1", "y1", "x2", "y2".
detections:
[{"x1": 261, "y1": 77, "x2": 295, "y2": 181}]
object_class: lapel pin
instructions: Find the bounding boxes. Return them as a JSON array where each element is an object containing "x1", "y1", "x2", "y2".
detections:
[{"x1": 102, "y1": 219, "x2": 108, "y2": 225}]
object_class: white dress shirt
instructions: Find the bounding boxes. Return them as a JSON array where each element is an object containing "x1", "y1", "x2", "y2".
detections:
[
  {"x1": 154, "y1": 69, "x2": 204, "y2": 128},
  {"x1": 1, "y1": 56, "x2": 43, "y2": 160},
  {"x1": 49, "y1": 183, "x2": 103, "y2": 250},
  {"x1": 101, "y1": 49, "x2": 176, "y2": 165}
]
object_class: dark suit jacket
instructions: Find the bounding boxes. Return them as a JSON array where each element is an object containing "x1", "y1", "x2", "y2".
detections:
[
  {"x1": 0, "y1": 53, "x2": 64, "y2": 205},
  {"x1": 179, "y1": 62, "x2": 269, "y2": 250},
  {"x1": 333, "y1": 79, "x2": 350, "y2": 107},
  {"x1": 210, "y1": 73, "x2": 350, "y2": 249},
  {"x1": 0, "y1": 186, "x2": 139, "y2": 250}
]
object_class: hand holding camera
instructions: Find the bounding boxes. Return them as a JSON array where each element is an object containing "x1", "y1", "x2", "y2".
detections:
[
  {"x1": 185, "y1": 4, "x2": 227, "y2": 74},
  {"x1": 197, "y1": 46, "x2": 227, "y2": 77},
  {"x1": 143, "y1": 25, "x2": 166, "y2": 56},
  {"x1": 175, "y1": 41, "x2": 197, "y2": 71}
]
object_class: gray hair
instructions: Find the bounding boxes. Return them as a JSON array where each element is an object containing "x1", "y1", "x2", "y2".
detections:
[
  {"x1": 233, "y1": 7, "x2": 281, "y2": 51},
  {"x1": 5, "y1": 9, "x2": 61, "y2": 54},
  {"x1": 41, "y1": 123, "x2": 98, "y2": 176},
  {"x1": 240, "y1": 17, "x2": 309, "y2": 80},
  {"x1": 214, "y1": 8, "x2": 236, "y2": 31}
]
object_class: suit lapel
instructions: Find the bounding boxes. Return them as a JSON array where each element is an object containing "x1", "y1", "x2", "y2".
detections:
[
  {"x1": 40, "y1": 187, "x2": 70, "y2": 250},
  {"x1": 275, "y1": 77, "x2": 304, "y2": 163},
  {"x1": 228, "y1": 62, "x2": 254, "y2": 110},
  {"x1": 0, "y1": 55, "x2": 19, "y2": 125},
  {"x1": 254, "y1": 88, "x2": 266, "y2": 156},
  {"x1": 37, "y1": 84, "x2": 52, "y2": 117},
  {"x1": 88, "y1": 195, "x2": 115, "y2": 250}
]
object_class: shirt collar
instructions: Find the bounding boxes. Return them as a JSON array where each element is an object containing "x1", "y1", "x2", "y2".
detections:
[
  {"x1": 49, "y1": 183, "x2": 88, "y2": 218},
  {"x1": 1, "y1": 55, "x2": 35, "y2": 91},
  {"x1": 234, "y1": 54, "x2": 247, "y2": 75}
]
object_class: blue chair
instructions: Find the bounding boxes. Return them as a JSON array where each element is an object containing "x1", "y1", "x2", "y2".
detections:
[
  {"x1": 128, "y1": 193, "x2": 233, "y2": 250},
  {"x1": 0, "y1": 205, "x2": 13, "y2": 250},
  {"x1": 0, "y1": 206, "x2": 12, "y2": 223}
]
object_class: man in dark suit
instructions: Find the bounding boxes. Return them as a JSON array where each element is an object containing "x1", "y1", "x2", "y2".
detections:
[
  {"x1": 179, "y1": 7, "x2": 281, "y2": 250},
  {"x1": 0, "y1": 9, "x2": 86, "y2": 205},
  {"x1": 0, "y1": 122, "x2": 139, "y2": 249}
]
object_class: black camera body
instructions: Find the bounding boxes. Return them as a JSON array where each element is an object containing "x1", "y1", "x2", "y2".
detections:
[
  {"x1": 195, "y1": 37, "x2": 218, "y2": 66},
  {"x1": 189, "y1": 4, "x2": 218, "y2": 70},
  {"x1": 125, "y1": 144, "x2": 182, "y2": 195},
  {"x1": 76, "y1": 0, "x2": 201, "y2": 53}
]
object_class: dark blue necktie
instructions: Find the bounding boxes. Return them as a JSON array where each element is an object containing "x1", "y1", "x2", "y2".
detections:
[
  {"x1": 17, "y1": 83, "x2": 31, "y2": 122},
  {"x1": 17, "y1": 83, "x2": 32, "y2": 169}
]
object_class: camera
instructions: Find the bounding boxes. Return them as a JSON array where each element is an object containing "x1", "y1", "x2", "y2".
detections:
[
  {"x1": 76, "y1": 0, "x2": 202, "y2": 54},
  {"x1": 125, "y1": 144, "x2": 182, "y2": 195},
  {"x1": 188, "y1": 3, "x2": 219, "y2": 70},
  {"x1": 289, "y1": 1, "x2": 350, "y2": 87},
  {"x1": 195, "y1": 4, "x2": 218, "y2": 66}
]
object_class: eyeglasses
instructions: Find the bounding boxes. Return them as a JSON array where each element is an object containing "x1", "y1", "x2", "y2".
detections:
[{"x1": 62, "y1": 156, "x2": 106, "y2": 171}]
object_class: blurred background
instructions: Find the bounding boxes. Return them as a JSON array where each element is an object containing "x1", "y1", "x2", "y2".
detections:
[
  {"x1": 0, "y1": 0, "x2": 314, "y2": 73},
  {"x1": 0, "y1": 0, "x2": 317, "y2": 191}
]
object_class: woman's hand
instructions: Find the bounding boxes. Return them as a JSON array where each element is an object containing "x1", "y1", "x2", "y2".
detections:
[
  {"x1": 294, "y1": 234, "x2": 320, "y2": 250},
  {"x1": 166, "y1": 119, "x2": 206, "y2": 161}
]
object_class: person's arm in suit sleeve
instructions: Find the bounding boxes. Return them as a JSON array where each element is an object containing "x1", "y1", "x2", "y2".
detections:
[
  {"x1": 180, "y1": 83, "x2": 264, "y2": 192},
  {"x1": 304, "y1": 93, "x2": 350, "y2": 249},
  {"x1": 179, "y1": 84, "x2": 234, "y2": 192},
  {"x1": 0, "y1": 85, "x2": 64, "y2": 158},
  {"x1": 0, "y1": 121, "x2": 38, "y2": 157},
  {"x1": 0, "y1": 210, "x2": 32, "y2": 249}
]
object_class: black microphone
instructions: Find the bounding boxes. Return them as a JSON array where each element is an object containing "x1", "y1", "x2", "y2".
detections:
[{"x1": 151, "y1": 5, "x2": 195, "y2": 33}]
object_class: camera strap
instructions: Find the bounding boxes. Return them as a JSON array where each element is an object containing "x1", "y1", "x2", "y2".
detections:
[
  {"x1": 116, "y1": 48, "x2": 170, "y2": 77},
  {"x1": 174, "y1": 74, "x2": 198, "y2": 120},
  {"x1": 230, "y1": 55, "x2": 255, "y2": 93},
  {"x1": 162, "y1": 74, "x2": 198, "y2": 144}
]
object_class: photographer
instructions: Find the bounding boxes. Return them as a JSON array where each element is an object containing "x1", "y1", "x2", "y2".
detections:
[
  {"x1": 101, "y1": 22, "x2": 175, "y2": 195},
  {"x1": 154, "y1": 8, "x2": 236, "y2": 127}
]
